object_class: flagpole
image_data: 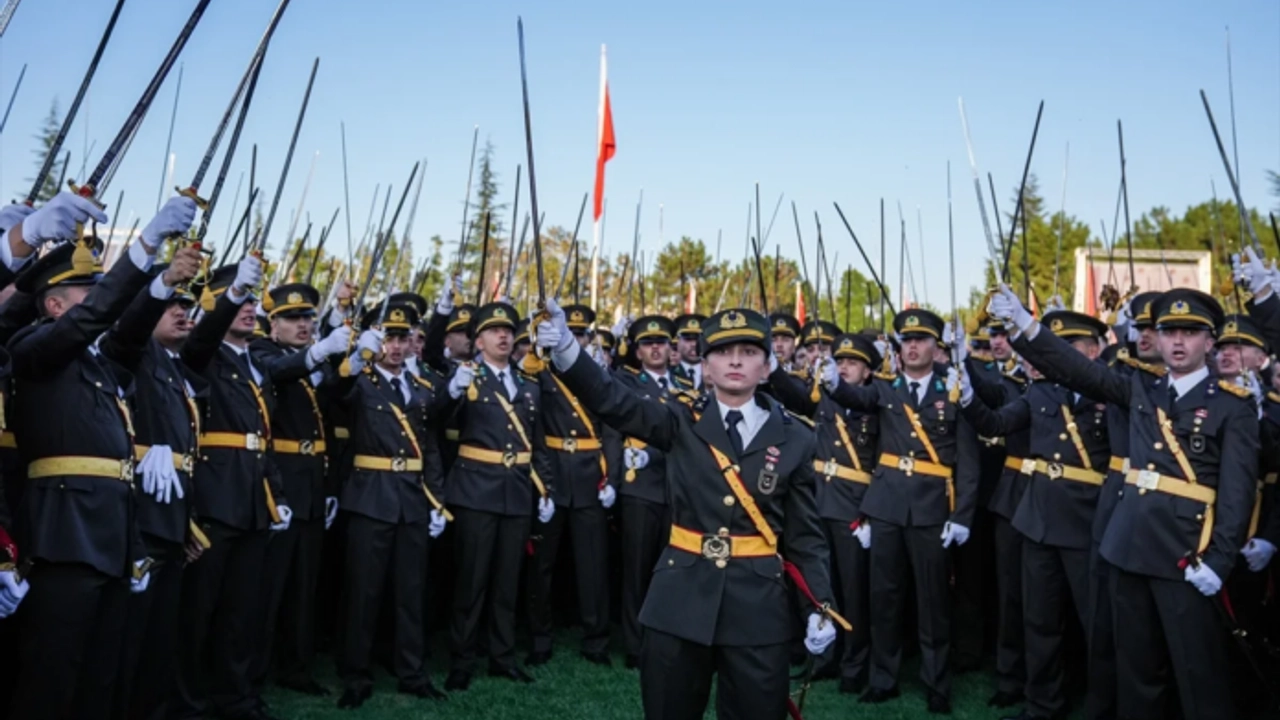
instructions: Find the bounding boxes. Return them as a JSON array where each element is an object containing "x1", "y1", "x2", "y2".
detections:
[{"x1": 590, "y1": 43, "x2": 606, "y2": 314}]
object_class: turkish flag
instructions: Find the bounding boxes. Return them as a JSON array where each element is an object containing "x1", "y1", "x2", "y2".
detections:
[
  {"x1": 795, "y1": 282, "x2": 806, "y2": 323},
  {"x1": 593, "y1": 47, "x2": 616, "y2": 222}
]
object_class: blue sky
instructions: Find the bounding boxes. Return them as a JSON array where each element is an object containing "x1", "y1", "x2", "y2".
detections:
[{"x1": 0, "y1": 0, "x2": 1277, "y2": 303}]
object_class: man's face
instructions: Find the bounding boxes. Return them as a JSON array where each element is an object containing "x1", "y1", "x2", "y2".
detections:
[
  {"x1": 639, "y1": 338, "x2": 670, "y2": 372},
  {"x1": 1157, "y1": 327, "x2": 1213, "y2": 375},
  {"x1": 153, "y1": 302, "x2": 193, "y2": 347},
  {"x1": 1243, "y1": 345, "x2": 1267, "y2": 371},
  {"x1": 805, "y1": 342, "x2": 831, "y2": 363},
  {"x1": 989, "y1": 332, "x2": 1012, "y2": 361},
  {"x1": 837, "y1": 357, "x2": 870, "y2": 385},
  {"x1": 900, "y1": 335, "x2": 937, "y2": 373},
  {"x1": 228, "y1": 301, "x2": 259, "y2": 339},
  {"x1": 512, "y1": 341, "x2": 530, "y2": 365},
  {"x1": 1136, "y1": 325, "x2": 1159, "y2": 361},
  {"x1": 271, "y1": 314, "x2": 313, "y2": 349},
  {"x1": 772, "y1": 335, "x2": 796, "y2": 365},
  {"x1": 933, "y1": 346, "x2": 950, "y2": 365},
  {"x1": 677, "y1": 335, "x2": 700, "y2": 364},
  {"x1": 42, "y1": 285, "x2": 92, "y2": 319},
  {"x1": 703, "y1": 342, "x2": 769, "y2": 396},
  {"x1": 1069, "y1": 336, "x2": 1101, "y2": 361},
  {"x1": 410, "y1": 329, "x2": 425, "y2": 359},
  {"x1": 476, "y1": 326, "x2": 513, "y2": 364},
  {"x1": 445, "y1": 330, "x2": 472, "y2": 359},
  {"x1": 574, "y1": 330, "x2": 590, "y2": 348},
  {"x1": 380, "y1": 333, "x2": 409, "y2": 368},
  {"x1": 794, "y1": 345, "x2": 809, "y2": 368}
]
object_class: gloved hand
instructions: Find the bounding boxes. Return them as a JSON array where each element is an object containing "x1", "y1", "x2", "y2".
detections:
[
  {"x1": 598, "y1": 484, "x2": 616, "y2": 509},
  {"x1": 233, "y1": 254, "x2": 263, "y2": 296},
  {"x1": 537, "y1": 497, "x2": 556, "y2": 524},
  {"x1": 1113, "y1": 297, "x2": 1134, "y2": 337},
  {"x1": 324, "y1": 497, "x2": 338, "y2": 530},
  {"x1": 952, "y1": 326, "x2": 969, "y2": 365},
  {"x1": 1242, "y1": 538, "x2": 1277, "y2": 573},
  {"x1": 138, "y1": 444, "x2": 183, "y2": 504},
  {"x1": 271, "y1": 505, "x2": 293, "y2": 532},
  {"x1": 20, "y1": 191, "x2": 108, "y2": 249},
  {"x1": 948, "y1": 367, "x2": 973, "y2": 406},
  {"x1": 429, "y1": 509, "x2": 448, "y2": 538},
  {"x1": 131, "y1": 560, "x2": 152, "y2": 594},
  {"x1": 589, "y1": 342, "x2": 609, "y2": 369},
  {"x1": 448, "y1": 362, "x2": 477, "y2": 400},
  {"x1": 987, "y1": 284, "x2": 1034, "y2": 333},
  {"x1": 308, "y1": 325, "x2": 352, "y2": 366},
  {"x1": 820, "y1": 356, "x2": 839, "y2": 392},
  {"x1": 0, "y1": 569, "x2": 29, "y2": 618},
  {"x1": 852, "y1": 521, "x2": 871, "y2": 549},
  {"x1": 1046, "y1": 294, "x2": 1066, "y2": 312},
  {"x1": 1237, "y1": 371, "x2": 1265, "y2": 415},
  {"x1": 624, "y1": 447, "x2": 650, "y2": 470},
  {"x1": 940, "y1": 521, "x2": 970, "y2": 548},
  {"x1": 803, "y1": 612, "x2": 837, "y2": 655},
  {"x1": 1233, "y1": 248, "x2": 1273, "y2": 298},
  {"x1": 356, "y1": 328, "x2": 382, "y2": 357},
  {"x1": 436, "y1": 275, "x2": 462, "y2": 313},
  {"x1": 534, "y1": 298, "x2": 577, "y2": 356},
  {"x1": 0, "y1": 203, "x2": 35, "y2": 234},
  {"x1": 611, "y1": 315, "x2": 631, "y2": 340},
  {"x1": 139, "y1": 196, "x2": 198, "y2": 249},
  {"x1": 1184, "y1": 560, "x2": 1223, "y2": 596}
]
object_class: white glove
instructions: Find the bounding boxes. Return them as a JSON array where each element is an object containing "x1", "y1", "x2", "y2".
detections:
[
  {"x1": 1242, "y1": 538, "x2": 1277, "y2": 573},
  {"x1": 309, "y1": 324, "x2": 352, "y2": 366},
  {"x1": 20, "y1": 191, "x2": 108, "y2": 248},
  {"x1": 436, "y1": 275, "x2": 462, "y2": 313},
  {"x1": 598, "y1": 484, "x2": 616, "y2": 508},
  {"x1": 138, "y1": 444, "x2": 183, "y2": 505},
  {"x1": 1233, "y1": 248, "x2": 1273, "y2": 298},
  {"x1": 0, "y1": 203, "x2": 35, "y2": 233},
  {"x1": 448, "y1": 362, "x2": 477, "y2": 400},
  {"x1": 948, "y1": 367, "x2": 973, "y2": 406},
  {"x1": 853, "y1": 521, "x2": 871, "y2": 549},
  {"x1": 1237, "y1": 371, "x2": 1265, "y2": 413},
  {"x1": 233, "y1": 254, "x2": 263, "y2": 296},
  {"x1": 611, "y1": 316, "x2": 631, "y2": 339},
  {"x1": 803, "y1": 612, "x2": 837, "y2": 655},
  {"x1": 356, "y1": 328, "x2": 383, "y2": 356},
  {"x1": 271, "y1": 504, "x2": 293, "y2": 532},
  {"x1": 1046, "y1": 294, "x2": 1066, "y2": 312},
  {"x1": 535, "y1": 298, "x2": 577, "y2": 355},
  {"x1": 537, "y1": 497, "x2": 555, "y2": 524},
  {"x1": 139, "y1": 196, "x2": 198, "y2": 249},
  {"x1": 987, "y1": 283, "x2": 1034, "y2": 333},
  {"x1": 324, "y1": 496, "x2": 338, "y2": 530},
  {"x1": 429, "y1": 509, "x2": 448, "y2": 538},
  {"x1": 873, "y1": 339, "x2": 889, "y2": 361},
  {"x1": 1184, "y1": 561, "x2": 1223, "y2": 596},
  {"x1": 940, "y1": 521, "x2": 970, "y2": 548},
  {"x1": 819, "y1": 357, "x2": 839, "y2": 392},
  {"x1": 0, "y1": 569, "x2": 30, "y2": 618},
  {"x1": 131, "y1": 560, "x2": 151, "y2": 594},
  {"x1": 589, "y1": 342, "x2": 609, "y2": 369},
  {"x1": 1268, "y1": 259, "x2": 1280, "y2": 295},
  {"x1": 624, "y1": 447, "x2": 650, "y2": 470}
]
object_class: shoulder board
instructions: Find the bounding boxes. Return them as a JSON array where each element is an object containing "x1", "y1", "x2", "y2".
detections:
[
  {"x1": 788, "y1": 369, "x2": 810, "y2": 379},
  {"x1": 786, "y1": 410, "x2": 815, "y2": 428},
  {"x1": 515, "y1": 369, "x2": 538, "y2": 382},
  {"x1": 1218, "y1": 379, "x2": 1252, "y2": 399},
  {"x1": 1119, "y1": 354, "x2": 1167, "y2": 377},
  {"x1": 1268, "y1": 391, "x2": 1280, "y2": 404},
  {"x1": 1004, "y1": 372, "x2": 1028, "y2": 386},
  {"x1": 672, "y1": 375, "x2": 695, "y2": 389},
  {"x1": 623, "y1": 365, "x2": 641, "y2": 376},
  {"x1": 692, "y1": 393, "x2": 710, "y2": 414},
  {"x1": 361, "y1": 365, "x2": 374, "y2": 377},
  {"x1": 874, "y1": 370, "x2": 898, "y2": 382},
  {"x1": 410, "y1": 374, "x2": 433, "y2": 390}
]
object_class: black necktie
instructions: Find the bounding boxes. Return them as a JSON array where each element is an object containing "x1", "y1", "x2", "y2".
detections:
[
  {"x1": 909, "y1": 381, "x2": 921, "y2": 408},
  {"x1": 390, "y1": 377, "x2": 405, "y2": 408},
  {"x1": 658, "y1": 376, "x2": 668, "y2": 390},
  {"x1": 235, "y1": 351, "x2": 254, "y2": 383},
  {"x1": 497, "y1": 371, "x2": 509, "y2": 399},
  {"x1": 1168, "y1": 383, "x2": 1178, "y2": 407},
  {"x1": 725, "y1": 409, "x2": 745, "y2": 457}
]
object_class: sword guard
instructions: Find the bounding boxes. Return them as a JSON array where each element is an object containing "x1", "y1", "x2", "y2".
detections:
[
  {"x1": 176, "y1": 185, "x2": 210, "y2": 212},
  {"x1": 67, "y1": 180, "x2": 104, "y2": 208}
]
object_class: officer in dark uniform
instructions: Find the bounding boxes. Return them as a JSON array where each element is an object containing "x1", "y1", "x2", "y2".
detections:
[
  {"x1": 769, "y1": 332, "x2": 881, "y2": 694},
  {"x1": 421, "y1": 276, "x2": 473, "y2": 374},
  {"x1": 594, "y1": 328, "x2": 617, "y2": 369},
  {"x1": 821, "y1": 308, "x2": 981, "y2": 713},
  {"x1": 250, "y1": 282, "x2": 352, "y2": 697},
  {"x1": 98, "y1": 249, "x2": 209, "y2": 720},
  {"x1": 526, "y1": 303, "x2": 616, "y2": 666},
  {"x1": 5, "y1": 193, "x2": 196, "y2": 719},
  {"x1": 334, "y1": 302, "x2": 447, "y2": 709},
  {"x1": 800, "y1": 319, "x2": 839, "y2": 361},
  {"x1": 959, "y1": 310, "x2": 1112, "y2": 720},
  {"x1": 173, "y1": 257, "x2": 295, "y2": 720},
  {"x1": 990, "y1": 285, "x2": 1258, "y2": 720},
  {"x1": 768, "y1": 312, "x2": 801, "y2": 368},
  {"x1": 537, "y1": 302, "x2": 842, "y2": 720},
  {"x1": 672, "y1": 313, "x2": 706, "y2": 389},
  {"x1": 438, "y1": 301, "x2": 554, "y2": 689}
]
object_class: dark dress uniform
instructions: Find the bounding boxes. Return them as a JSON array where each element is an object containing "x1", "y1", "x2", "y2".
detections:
[
  {"x1": 827, "y1": 309, "x2": 981, "y2": 704},
  {"x1": 99, "y1": 276, "x2": 209, "y2": 720},
  {"x1": 439, "y1": 302, "x2": 553, "y2": 686},
  {"x1": 769, "y1": 332, "x2": 882, "y2": 692},
  {"x1": 7, "y1": 239, "x2": 154, "y2": 719},
  {"x1": 1012, "y1": 290, "x2": 1257, "y2": 720},
  {"x1": 551, "y1": 308, "x2": 837, "y2": 720},
  {"x1": 336, "y1": 303, "x2": 445, "y2": 704},
  {"x1": 962, "y1": 310, "x2": 1112, "y2": 720},
  {"x1": 173, "y1": 265, "x2": 293, "y2": 720}
]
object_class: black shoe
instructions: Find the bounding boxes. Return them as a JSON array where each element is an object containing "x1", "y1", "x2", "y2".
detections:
[
  {"x1": 927, "y1": 691, "x2": 952, "y2": 714},
  {"x1": 444, "y1": 669, "x2": 472, "y2": 692},
  {"x1": 859, "y1": 686, "x2": 900, "y2": 704},
  {"x1": 988, "y1": 691, "x2": 1024, "y2": 708},
  {"x1": 525, "y1": 650, "x2": 552, "y2": 666},
  {"x1": 581, "y1": 651, "x2": 612, "y2": 667},
  {"x1": 488, "y1": 664, "x2": 535, "y2": 683},
  {"x1": 277, "y1": 676, "x2": 330, "y2": 696},
  {"x1": 839, "y1": 676, "x2": 866, "y2": 694},
  {"x1": 398, "y1": 681, "x2": 447, "y2": 700},
  {"x1": 624, "y1": 654, "x2": 640, "y2": 669},
  {"x1": 336, "y1": 686, "x2": 372, "y2": 710}
]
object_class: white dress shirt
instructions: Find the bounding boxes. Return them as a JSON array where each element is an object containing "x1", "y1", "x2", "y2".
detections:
[
  {"x1": 644, "y1": 369, "x2": 673, "y2": 390},
  {"x1": 718, "y1": 396, "x2": 769, "y2": 451},
  {"x1": 1168, "y1": 365, "x2": 1210, "y2": 401},
  {"x1": 681, "y1": 361, "x2": 702, "y2": 388},
  {"x1": 902, "y1": 371, "x2": 934, "y2": 405},
  {"x1": 484, "y1": 361, "x2": 518, "y2": 399},
  {"x1": 376, "y1": 364, "x2": 411, "y2": 404},
  {"x1": 223, "y1": 342, "x2": 263, "y2": 385}
]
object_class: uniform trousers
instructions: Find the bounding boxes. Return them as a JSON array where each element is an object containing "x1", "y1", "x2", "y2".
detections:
[
  {"x1": 1022, "y1": 540, "x2": 1089, "y2": 718},
  {"x1": 1085, "y1": 544, "x2": 1118, "y2": 720},
  {"x1": 952, "y1": 505, "x2": 992, "y2": 669},
  {"x1": 113, "y1": 538, "x2": 185, "y2": 720},
  {"x1": 527, "y1": 500, "x2": 610, "y2": 654},
  {"x1": 824, "y1": 518, "x2": 870, "y2": 683},
  {"x1": 449, "y1": 508, "x2": 530, "y2": 672},
  {"x1": 253, "y1": 515, "x2": 323, "y2": 689},
  {"x1": 619, "y1": 496, "x2": 669, "y2": 658},
  {"x1": 640, "y1": 627, "x2": 790, "y2": 720},
  {"x1": 992, "y1": 515, "x2": 1027, "y2": 696}
]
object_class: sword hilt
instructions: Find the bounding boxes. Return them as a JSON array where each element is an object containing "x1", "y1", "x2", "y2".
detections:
[{"x1": 177, "y1": 185, "x2": 210, "y2": 212}]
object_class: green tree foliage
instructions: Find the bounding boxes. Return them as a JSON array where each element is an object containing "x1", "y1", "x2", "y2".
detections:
[{"x1": 29, "y1": 99, "x2": 64, "y2": 202}]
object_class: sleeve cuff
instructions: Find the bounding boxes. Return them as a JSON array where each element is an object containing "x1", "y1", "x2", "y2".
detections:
[
  {"x1": 128, "y1": 240, "x2": 156, "y2": 272},
  {"x1": 227, "y1": 286, "x2": 249, "y2": 305},
  {"x1": 551, "y1": 341, "x2": 581, "y2": 372},
  {"x1": 148, "y1": 275, "x2": 175, "y2": 300}
]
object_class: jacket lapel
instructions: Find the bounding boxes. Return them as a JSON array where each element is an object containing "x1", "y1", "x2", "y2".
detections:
[
  {"x1": 692, "y1": 395, "x2": 738, "y2": 461},
  {"x1": 743, "y1": 398, "x2": 787, "y2": 457}
]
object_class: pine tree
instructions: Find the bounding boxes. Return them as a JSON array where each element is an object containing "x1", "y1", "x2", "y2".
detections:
[{"x1": 29, "y1": 99, "x2": 63, "y2": 202}]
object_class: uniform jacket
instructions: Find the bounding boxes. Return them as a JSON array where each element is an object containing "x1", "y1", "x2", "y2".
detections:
[
  {"x1": 605, "y1": 367, "x2": 691, "y2": 506},
  {"x1": 251, "y1": 340, "x2": 333, "y2": 521},
  {"x1": 538, "y1": 365, "x2": 621, "y2": 509},
  {"x1": 966, "y1": 359, "x2": 1031, "y2": 520}
]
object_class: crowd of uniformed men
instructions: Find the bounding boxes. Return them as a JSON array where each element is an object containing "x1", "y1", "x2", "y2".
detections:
[{"x1": 0, "y1": 191, "x2": 1278, "y2": 720}]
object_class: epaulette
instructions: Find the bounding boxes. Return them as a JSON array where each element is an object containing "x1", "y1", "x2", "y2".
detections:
[
  {"x1": 1267, "y1": 391, "x2": 1280, "y2": 404},
  {"x1": 1003, "y1": 372, "x2": 1028, "y2": 386},
  {"x1": 788, "y1": 368, "x2": 809, "y2": 379},
  {"x1": 623, "y1": 365, "x2": 641, "y2": 376},
  {"x1": 874, "y1": 370, "x2": 898, "y2": 382},
  {"x1": 1118, "y1": 354, "x2": 1166, "y2": 377},
  {"x1": 692, "y1": 393, "x2": 710, "y2": 414},
  {"x1": 786, "y1": 410, "x2": 815, "y2": 428},
  {"x1": 515, "y1": 368, "x2": 538, "y2": 382},
  {"x1": 410, "y1": 373, "x2": 433, "y2": 390},
  {"x1": 1217, "y1": 379, "x2": 1252, "y2": 400}
]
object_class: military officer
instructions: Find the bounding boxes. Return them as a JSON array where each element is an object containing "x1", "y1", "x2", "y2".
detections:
[
  {"x1": 820, "y1": 308, "x2": 980, "y2": 713},
  {"x1": 537, "y1": 301, "x2": 841, "y2": 720},
  {"x1": 768, "y1": 312, "x2": 801, "y2": 368},
  {"x1": 801, "y1": 319, "x2": 839, "y2": 360},
  {"x1": 672, "y1": 313, "x2": 706, "y2": 389},
  {"x1": 990, "y1": 285, "x2": 1257, "y2": 720},
  {"x1": 422, "y1": 276, "x2": 472, "y2": 374}
]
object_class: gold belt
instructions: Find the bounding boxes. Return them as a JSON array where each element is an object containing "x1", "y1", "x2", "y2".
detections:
[
  {"x1": 200, "y1": 432, "x2": 266, "y2": 451},
  {"x1": 444, "y1": 429, "x2": 460, "y2": 442},
  {"x1": 1032, "y1": 459, "x2": 1103, "y2": 486},
  {"x1": 458, "y1": 445, "x2": 531, "y2": 467},
  {"x1": 28, "y1": 456, "x2": 133, "y2": 483},
  {"x1": 332, "y1": 427, "x2": 350, "y2": 440},
  {"x1": 1264, "y1": 472, "x2": 1278, "y2": 486},
  {"x1": 879, "y1": 452, "x2": 952, "y2": 479},
  {"x1": 133, "y1": 445, "x2": 195, "y2": 473},
  {"x1": 669, "y1": 525, "x2": 775, "y2": 563},
  {"x1": 271, "y1": 438, "x2": 327, "y2": 456},
  {"x1": 352, "y1": 455, "x2": 423, "y2": 473},
  {"x1": 813, "y1": 458, "x2": 871, "y2": 484},
  {"x1": 1005, "y1": 456, "x2": 1034, "y2": 474},
  {"x1": 1124, "y1": 469, "x2": 1216, "y2": 504},
  {"x1": 545, "y1": 436, "x2": 601, "y2": 453},
  {"x1": 1109, "y1": 456, "x2": 1129, "y2": 474},
  {"x1": 0, "y1": 431, "x2": 15, "y2": 449}
]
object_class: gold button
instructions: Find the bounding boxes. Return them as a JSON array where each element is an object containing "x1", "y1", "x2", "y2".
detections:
[
  {"x1": 1053, "y1": 453, "x2": 1061, "y2": 460},
  {"x1": 506, "y1": 425, "x2": 513, "y2": 430},
  {"x1": 95, "y1": 381, "x2": 102, "y2": 388},
  {"x1": 506, "y1": 443, "x2": 513, "y2": 449},
  {"x1": 570, "y1": 430, "x2": 578, "y2": 437},
  {"x1": 1059, "y1": 433, "x2": 1068, "y2": 441},
  {"x1": 1139, "y1": 488, "x2": 1147, "y2": 495},
  {"x1": 1196, "y1": 514, "x2": 1204, "y2": 521},
  {"x1": 667, "y1": 559, "x2": 674, "y2": 566},
  {"x1": 715, "y1": 559, "x2": 727, "y2": 569},
  {"x1": 232, "y1": 374, "x2": 238, "y2": 380},
  {"x1": 1154, "y1": 442, "x2": 1164, "y2": 450},
  {"x1": 1147, "y1": 463, "x2": 1155, "y2": 471},
  {"x1": 718, "y1": 527, "x2": 729, "y2": 536},
  {"x1": 910, "y1": 432, "x2": 917, "y2": 438},
  {"x1": 834, "y1": 441, "x2": 842, "y2": 447},
  {"x1": 572, "y1": 412, "x2": 579, "y2": 418},
  {"x1": 724, "y1": 495, "x2": 736, "y2": 506}
]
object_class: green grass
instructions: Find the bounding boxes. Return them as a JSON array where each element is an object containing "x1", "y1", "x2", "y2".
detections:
[{"x1": 265, "y1": 639, "x2": 1071, "y2": 719}]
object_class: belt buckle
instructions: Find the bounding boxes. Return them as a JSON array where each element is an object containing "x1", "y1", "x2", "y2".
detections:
[
  {"x1": 245, "y1": 434, "x2": 261, "y2": 451},
  {"x1": 896, "y1": 455, "x2": 915, "y2": 475},
  {"x1": 1021, "y1": 458, "x2": 1036, "y2": 475},
  {"x1": 121, "y1": 461, "x2": 135, "y2": 483},
  {"x1": 701, "y1": 534, "x2": 731, "y2": 561},
  {"x1": 300, "y1": 440, "x2": 315, "y2": 456},
  {"x1": 1135, "y1": 470, "x2": 1160, "y2": 491},
  {"x1": 391, "y1": 457, "x2": 408, "y2": 473},
  {"x1": 502, "y1": 451, "x2": 516, "y2": 468},
  {"x1": 1121, "y1": 458, "x2": 1131, "y2": 474},
  {"x1": 822, "y1": 459, "x2": 838, "y2": 478},
  {"x1": 1046, "y1": 462, "x2": 1064, "y2": 480},
  {"x1": 180, "y1": 454, "x2": 194, "y2": 473},
  {"x1": 563, "y1": 437, "x2": 577, "y2": 453}
]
